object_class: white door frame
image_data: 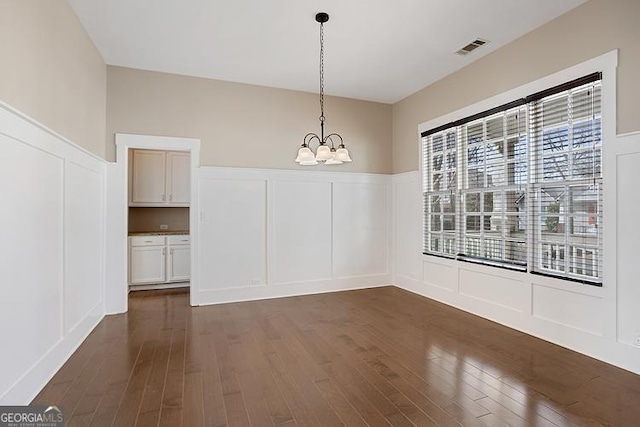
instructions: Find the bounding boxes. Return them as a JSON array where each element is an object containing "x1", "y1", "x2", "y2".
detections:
[{"x1": 112, "y1": 133, "x2": 201, "y2": 312}]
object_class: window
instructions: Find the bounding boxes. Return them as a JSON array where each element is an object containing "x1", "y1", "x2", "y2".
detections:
[
  {"x1": 530, "y1": 80, "x2": 602, "y2": 283},
  {"x1": 422, "y1": 73, "x2": 603, "y2": 285}
]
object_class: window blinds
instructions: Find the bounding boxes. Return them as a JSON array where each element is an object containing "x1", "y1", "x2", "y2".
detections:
[
  {"x1": 422, "y1": 72, "x2": 603, "y2": 285},
  {"x1": 529, "y1": 77, "x2": 602, "y2": 284}
]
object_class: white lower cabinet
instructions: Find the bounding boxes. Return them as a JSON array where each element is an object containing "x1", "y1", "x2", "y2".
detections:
[
  {"x1": 130, "y1": 245, "x2": 166, "y2": 284},
  {"x1": 129, "y1": 235, "x2": 190, "y2": 286},
  {"x1": 167, "y1": 235, "x2": 190, "y2": 282}
]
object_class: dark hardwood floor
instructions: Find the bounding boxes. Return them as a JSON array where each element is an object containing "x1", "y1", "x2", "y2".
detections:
[{"x1": 33, "y1": 286, "x2": 640, "y2": 426}]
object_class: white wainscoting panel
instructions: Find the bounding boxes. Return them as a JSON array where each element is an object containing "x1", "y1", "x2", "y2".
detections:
[
  {"x1": 0, "y1": 103, "x2": 106, "y2": 404},
  {"x1": 393, "y1": 175, "x2": 422, "y2": 281},
  {"x1": 199, "y1": 178, "x2": 267, "y2": 290},
  {"x1": 271, "y1": 180, "x2": 333, "y2": 285},
  {"x1": 614, "y1": 135, "x2": 640, "y2": 346},
  {"x1": 422, "y1": 259, "x2": 456, "y2": 292},
  {"x1": 0, "y1": 134, "x2": 64, "y2": 404},
  {"x1": 532, "y1": 283, "x2": 604, "y2": 335},
  {"x1": 459, "y1": 268, "x2": 526, "y2": 313},
  {"x1": 64, "y1": 161, "x2": 104, "y2": 333},
  {"x1": 104, "y1": 161, "x2": 127, "y2": 314},
  {"x1": 333, "y1": 183, "x2": 389, "y2": 278},
  {"x1": 195, "y1": 168, "x2": 392, "y2": 305}
]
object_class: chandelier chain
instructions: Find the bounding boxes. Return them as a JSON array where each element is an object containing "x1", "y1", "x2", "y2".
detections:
[{"x1": 319, "y1": 21, "x2": 325, "y2": 123}]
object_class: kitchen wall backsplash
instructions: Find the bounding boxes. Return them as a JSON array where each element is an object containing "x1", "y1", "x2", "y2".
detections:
[{"x1": 128, "y1": 207, "x2": 189, "y2": 232}]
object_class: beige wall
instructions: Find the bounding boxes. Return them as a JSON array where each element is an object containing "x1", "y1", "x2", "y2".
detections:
[
  {"x1": 0, "y1": 0, "x2": 106, "y2": 158},
  {"x1": 392, "y1": 0, "x2": 640, "y2": 173},
  {"x1": 107, "y1": 66, "x2": 393, "y2": 173}
]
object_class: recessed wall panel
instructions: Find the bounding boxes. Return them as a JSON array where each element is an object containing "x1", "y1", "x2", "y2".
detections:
[
  {"x1": 616, "y1": 151, "x2": 640, "y2": 344},
  {"x1": 64, "y1": 162, "x2": 104, "y2": 332},
  {"x1": 271, "y1": 180, "x2": 332, "y2": 284},
  {"x1": 395, "y1": 178, "x2": 422, "y2": 280},
  {"x1": 459, "y1": 268, "x2": 526, "y2": 312},
  {"x1": 423, "y1": 259, "x2": 456, "y2": 291},
  {"x1": 0, "y1": 135, "x2": 64, "y2": 399},
  {"x1": 532, "y1": 283, "x2": 604, "y2": 335},
  {"x1": 199, "y1": 178, "x2": 266, "y2": 290},
  {"x1": 333, "y1": 183, "x2": 388, "y2": 278}
]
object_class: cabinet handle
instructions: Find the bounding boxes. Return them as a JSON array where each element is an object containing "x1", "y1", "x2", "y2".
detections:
[
  {"x1": 162, "y1": 248, "x2": 166, "y2": 256},
  {"x1": 162, "y1": 194, "x2": 166, "y2": 201},
  {"x1": 170, "y1": 248, "x2": 174, "y2": 255},
  {"x1": 169, "y1": 194, "x2": 173, "y2": 201}
]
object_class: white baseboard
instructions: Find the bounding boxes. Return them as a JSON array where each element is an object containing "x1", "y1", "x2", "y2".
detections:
[
  {"x1": 129, "y1": 282, "x2": 190, "y2": 292},
  {"x1": 196, "y1": 276, "x2": 391, "y2": 306},
  {"x1": 0, "y1": 303, "x2": 104, "y2": 405}
]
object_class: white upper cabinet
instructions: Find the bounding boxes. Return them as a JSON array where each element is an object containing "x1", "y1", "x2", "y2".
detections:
[
  {"x1": 130, "y1": 149, "x2": 190, "y2": 207},
  {"x1": 166, "y1": 151, "x2": 190, "y2": 204},
  {"x1": 131, "y1": 150, "x2": 166, "y2": 204}
]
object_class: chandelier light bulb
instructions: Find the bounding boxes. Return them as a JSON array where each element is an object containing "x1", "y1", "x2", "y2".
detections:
[
  {"x1": 335, "y1": 147, "x2": 352, "y2": 162},
  {"x1": 295, "y1": 146, "x2": 314, "y2": 163},
  {"x1": 325, "y1": 149, "x2": 343, "y2": 165},
  {"x1": 315, "y1": 144, "x2": 332, "y2": 161}
]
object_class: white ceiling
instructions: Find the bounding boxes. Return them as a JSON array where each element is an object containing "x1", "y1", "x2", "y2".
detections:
[{"x1": 68, "y1": 0, "x2": 586, "y2": 104}]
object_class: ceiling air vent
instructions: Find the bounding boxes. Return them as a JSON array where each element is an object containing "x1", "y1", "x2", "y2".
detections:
[{"x1": 455, "y1": 38, "x2": 488, "y2": 55}]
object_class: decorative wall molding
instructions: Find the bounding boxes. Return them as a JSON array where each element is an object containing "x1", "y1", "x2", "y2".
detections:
[
  {"x1": 195, "y1": 167, "x2": 392, "y2": 305},
  {"x1": 0, "y1": 102, "x2": 106, "y2": 404}
]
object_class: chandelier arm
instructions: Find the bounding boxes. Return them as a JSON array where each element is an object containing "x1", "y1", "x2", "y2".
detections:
[
  {"x1": 325, "y1": 133, "x2": 344, "y2": 148},
  {"x1": 304, "y1": 133, "x2": 322, "y2": 147},
  {"x1": 325, "y1": 135, "x2": 337, "y2": 149}
]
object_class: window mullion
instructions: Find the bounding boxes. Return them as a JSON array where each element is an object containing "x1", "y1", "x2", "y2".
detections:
[
  {"x1": 457, "y1": 126, "x2": 464, "y2": 256},
  {"x1": 527, "y1": 102, "x2": 536, "y2": 273},
  {"x1": 565, "y1": 90, "x2": 573, "y2": 277},
  {"x1": 480, "y1": 123, "x2": 486, "y2": 256},
  {"x1": 502, "y1": 112, "x2": 508, "y2": 262},
  {"x1": 564, "y1": 183, "x2": 570, "y2": 276},
  {"x1": 425, "y1": 136, "x2": 430, "y2": 253}
]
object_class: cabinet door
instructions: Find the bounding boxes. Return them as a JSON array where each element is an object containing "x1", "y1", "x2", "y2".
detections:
[
  {"x1": 167, "y1": 152, "x2": 190, "y2": 205},
  {"x1": 132, "y1": 150, "x2": 166, "y2": 204},
  {"x1": 168, "y1": 245, "x2": 190, "y2": 282},
  {"x1": 130, "y1": 246, "x2": 166, "y2": 284}
]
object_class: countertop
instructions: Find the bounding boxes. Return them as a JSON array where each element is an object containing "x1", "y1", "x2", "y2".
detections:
[{"x1": 129, "y1": 231, "x2": 190, "y2": 236}]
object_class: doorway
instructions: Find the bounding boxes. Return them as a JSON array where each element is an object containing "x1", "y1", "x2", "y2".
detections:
[
  {"x1": 127, "y1": 148, "x2": 191, "y2": 292},
  {"x1": 108, "y1": 134, "x2": 201, "y2": 313}
]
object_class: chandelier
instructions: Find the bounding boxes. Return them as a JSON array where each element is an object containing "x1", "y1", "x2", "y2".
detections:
[{"x1": 295, "y1": 12, "x2": 352, "y2": 166}]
